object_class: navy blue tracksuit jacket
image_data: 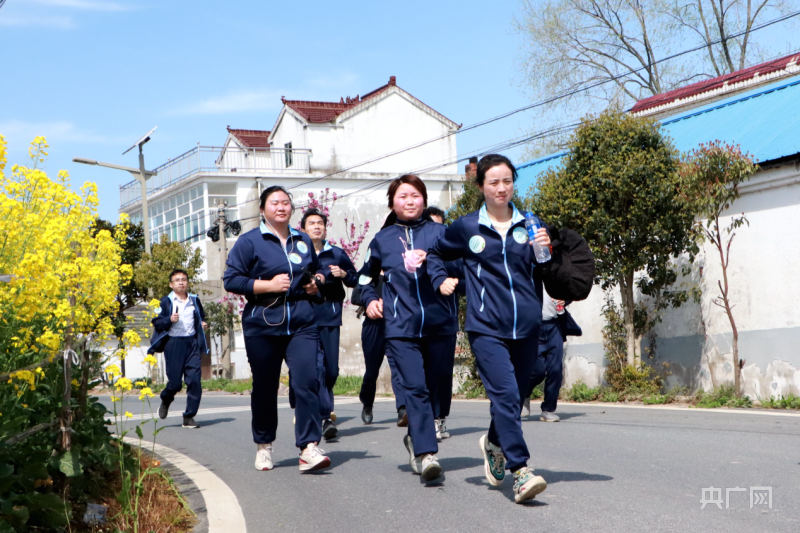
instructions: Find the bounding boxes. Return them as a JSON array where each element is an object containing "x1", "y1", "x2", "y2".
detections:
[{"x1": 314, "y1": 241, "x2": 358, "y2": 326}]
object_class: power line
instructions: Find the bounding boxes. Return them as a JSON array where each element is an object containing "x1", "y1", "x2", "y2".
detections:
[{"x1": 280, "y1": 8, "x2": 800, "y2": 192}]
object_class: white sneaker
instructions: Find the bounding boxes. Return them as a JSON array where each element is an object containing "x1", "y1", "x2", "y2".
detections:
[
  {"x1": 513, "y1": 466, "x2": 547, "y2": 503},
  {"x1": 435, "y1": 420, "x2": 443, "y2": 442},
  {"x1": 255, "y1": 443, "x2": 273, "y2": 471},
  {"x1": 403, "y1": 435, "x2": 419, "y2": 474},
  {"x1": 420, "y1": 454, "x2": 443, "y2": 481},
  {"x1": 540, "y1": 411, "x2": 560, "y2": 422},
  {"x1": 479, "y1": 434, "x2": 506, "y2": 486},
  {"x1": 299, "y1": 443, "x2": 331, "y2": 473},
  {"x1": 439, "y1": 418, "x2": 450, "y2": 439},
  {"x1": 522, "y1": 398, "x2": 531, "y2": 417},
  {"x1": 330, "y1": 411, "x2": 337, "y2": 423}
]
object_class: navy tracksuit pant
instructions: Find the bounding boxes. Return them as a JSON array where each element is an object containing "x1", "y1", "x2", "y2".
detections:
[
  {"x1": 160, "y1": 336, "x2": 202, "y2": 418},
  {"x1": 244, "y1": 326, "x2": 322, "y2": 448},
  {"x1": 318, "y1": 326, "x2": 339, "y2": 419},
  {"x1": 386, "y1": 334, "x2": 456, "y2": 457},
  {"x1": 431, "y1": 335, "x2": 457, "y2": 419},
  {"x1": 359, "y1": 317, "x2": 406, "y2": 410},
  {"x1": 528, "y1": 319, "x2": 564, "y2": 413},
  {"x1": 288, "y1": 326, "x2": 341, "y2": 420},
  {"x1": 468, "y1": 332, "x2": 539, "y2": 472}
]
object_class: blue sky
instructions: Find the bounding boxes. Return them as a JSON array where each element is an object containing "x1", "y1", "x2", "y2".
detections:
[
  {"x1": 0, "y1": 0, "x2": 538, "y2": 221},
  {"x1": 1, "y1": 1, "x2": 797, "y2": 221}
]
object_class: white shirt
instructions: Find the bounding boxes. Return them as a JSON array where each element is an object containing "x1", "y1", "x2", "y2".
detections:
[
  {"x1": 168, "y1": 294, "x2": 196, "y2": 337},
  {"x1": 493, "y1": 219, "x2": 512, "y2": 243},
  {"x1": 541, "y1": 286, "x2": 559, "y2": 321}
]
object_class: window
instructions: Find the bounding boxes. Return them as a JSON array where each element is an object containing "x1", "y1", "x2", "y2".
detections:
[
  {"x1": 148, "y1": 184, "x2": 206, "y2": 244},
  {"x1": 284, "y1": 142, "x2": 293, "y2": 168}
]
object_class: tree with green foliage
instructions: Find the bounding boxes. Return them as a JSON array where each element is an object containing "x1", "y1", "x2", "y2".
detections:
[
  {"x1": 528, "y1": 110, "x2": 698, "y2": 367},
  {"x1": 93, "y1": 218, "x2": 145, "y2": 376},
  {"x1": 132, "y1": 235, "x2": 205, "y2": 299},
  {"x1": 679, "y1": 141, "x2": 757, "y2": 397}
]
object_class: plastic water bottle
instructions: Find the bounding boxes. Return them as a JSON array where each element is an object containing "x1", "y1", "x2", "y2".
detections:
[{"x1": 525, "y1": 213, "x2": 551, "y2": 263}]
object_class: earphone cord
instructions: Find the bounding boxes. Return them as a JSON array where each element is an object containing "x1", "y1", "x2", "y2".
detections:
[{"x1": 261, "y1": 217, "x2": 294, "y2": 327}]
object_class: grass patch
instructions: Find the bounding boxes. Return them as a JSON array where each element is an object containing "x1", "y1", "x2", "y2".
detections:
[
  {"x1": 695, "y1": 385, "x2": 753, "y2": 408},
  {"x1": 201, "y1": 377, "x2": 253, "y2": 393},
  {"x1": 563, "y1": 381, "x2": 602, "y2": 402},
  {"x1": 333, "y1": 375, "x2": 363, "y2": 396},
  {"x1": 759, "y1": 394, "x2": 800, "y2": 409},
  {"x1": 598, "y1": 389, "x2": 619, "y2": 402},
  {"x1": 529, "y1": 383, "x2": 544, "y2": 400}
]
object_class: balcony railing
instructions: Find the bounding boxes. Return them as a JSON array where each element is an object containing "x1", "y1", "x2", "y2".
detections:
[{"x1": 119, "y1": 145, "x2": 311, "y2": 209}]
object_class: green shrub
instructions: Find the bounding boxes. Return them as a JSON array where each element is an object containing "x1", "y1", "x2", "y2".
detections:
[
  {"x1": 202, "y1": 378, "x2": 252, "y2": 393},
  {"x1": 760, "y1": 394, "x2": 800, "y2": 409},
  {"x1": 566, "y1": 381, "x2": 601, "y2": 402},
  {"x1": 599, "y1": 388, "x2": 619, "y2": 402},
  {"x1": 333, "y1": 375, "x2": 363, "y2": 396},
  {"x1": 695, "y1": 386, "x2": 753, "y2": 408},
  {"x1": 529, "y1": 383, "x2": 544, "y2": 400}
]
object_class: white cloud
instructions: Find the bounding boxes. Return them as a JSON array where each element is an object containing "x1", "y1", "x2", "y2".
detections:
[
  {"x1": 0, "y1": 120, "x2": 124, "y2": 146},
  {"x1": 171, "y1": 90, "x2": 285, "y2": 115},
  {"x1": 0, "y1": 15, "x2": 76, "y2": 29},
  {"x1": 28, "y1": 0, "x2": 132, "y2": 11}
]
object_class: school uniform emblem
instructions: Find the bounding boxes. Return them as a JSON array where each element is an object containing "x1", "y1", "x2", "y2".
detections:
[
  {"x1": 469, "y1": 235, "x2": 486, "y2": 254},
  {"x1": 289, "y1": 253, "x2": 303, "y2": 264},
  {"x1": 513, "y1": 227, "x2": 528, "y2": 244},
  {"x1": 296, "y1": 241, "x2": 308, "y2": 254},
  {"x1": 359, "y1": 274, "x2": 372, "y2": 285}
]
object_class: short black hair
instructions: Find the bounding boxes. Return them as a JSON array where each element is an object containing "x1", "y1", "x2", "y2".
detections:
[
  {"x1": 169, "y1": 269, "x2": 189, "y2": 282},
  {"x1": 427, "y1": 205, "x2": 445, "y2": 220},
  {"x1": 476, "y1": 154, "x2": 517, "y2": 186},
  {"x1": 259, "y1": 185, "x2": 294, "y2": 211},
  {"x1": 301, "y1": 208, "x2": 327, "y2": 229}
]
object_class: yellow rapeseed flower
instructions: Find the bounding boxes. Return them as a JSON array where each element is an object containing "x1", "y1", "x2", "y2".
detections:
[
  {"x1": 134, "y1": 381, "x2": 147, "y2": 387},
  {"x1": 115, "y1": 377, "x2": 133, "y2": 391},
  {"x1": 111, "y1": 396, "x2": 120, "y2": 402},
  {"x1": 105, "y1": 364, "x2": 121, "y2": 377},
  {"x1": 138, "y1": 387, "x2": 155, "y2": 400},
  {"x1": 124, "y1": 411, "x2": 133, "y2": 419}
]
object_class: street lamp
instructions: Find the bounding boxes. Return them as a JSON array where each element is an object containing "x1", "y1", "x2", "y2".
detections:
[{"x1": 73, "y1": 126, "x2": 158, "y2": 255}]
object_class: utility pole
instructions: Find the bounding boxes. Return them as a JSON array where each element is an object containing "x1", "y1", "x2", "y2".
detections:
[{"x1": 216, "y1": 199, "x2": 232, "y2": 380}]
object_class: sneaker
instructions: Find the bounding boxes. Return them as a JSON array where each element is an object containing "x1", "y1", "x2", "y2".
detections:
[
  {"x1": 299, "y1": 443, "x2": 331, "y2": 473},
  {"x1": 361, "y1": 405, "x2": 373, "y2": 425},
  {"x1": 330, "y1": 411, "x2": 337, "y2": 423},
  {"x1": 439, "y1": 418, "x2": 450, "y2": 439},
  {"x1": 322, "y1": 419, "x2": 338, "y2": 441},
  {"x1": 158, "y1": 400, "x2": 171, "y2": 419},
  {"x1": 397, "y1": 406, "x2": 408, "y2": 427},
  {"x1": 540, "y1": 411, "x2": 560, "y2": 422},
  {"x1": 522, "y1": 398, "x2": 531, "y2": 417},
  {"x1": 403, "y1": 434, "x2": 418, "y2": 474},
  {"x1": 292, "y1": 415, "x2": 296, "y2": 425},
  {"x1": 182, "y1": 416, "x2": 200, "y2": 429},
  {"x1": 435, "y1": 420, "x2": 443, "y2": 442},
  {"x1": 513, "y1": 466, "x2": 547, "y2": 503},
  {"x1": 255, "y1": 443, "x2": 273, "y2": 471},
  {"x1": 420, "y1": 454, "x2": 443, "y2": 481},
  {"x1": 479, "y1": 434, "x2": 506, "y2": 486}
]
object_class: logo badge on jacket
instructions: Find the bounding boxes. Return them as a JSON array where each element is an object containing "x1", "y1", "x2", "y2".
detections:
[
  {"x1": 469, "y1": 235, "x2": 486, "y2": 254},
  {"x1": 296, "y1": 241, "x2": 308, "y2": 254},
  {"x1": 359, "y1": 274, "x2": 372, "y2": 285},
  {"x1": 289, "y1": 253, "x2": 303, "y2": 264},
  {"x1": 513, "y1": 227, "x2": 528, "y2": 244}
]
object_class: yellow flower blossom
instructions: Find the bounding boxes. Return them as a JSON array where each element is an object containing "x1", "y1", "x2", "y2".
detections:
[
  {"x1": 22, "y1": 404, "x2": 28, "y2": 408},
  {"x1": 135, "y1": 381, "x2": 147, "y2": 387},
  {"x1": 71, "y1": 379, "x2": 79, "y2": 387},
  {"x1": 143, "y1": 354, "x2": 158, "y2": 367},
  {"x1": 124, "y1": 411, "x2": 133, "y2": 419},
  {"x1": 111, "y1": 396, "x2": 120, "y2": 402},
  {"x1": 115, "y1": 377, "x2": 133, "y2": 391},
  {"x1": 138, "y1": 387, "x2": 155, "y2": 400},
  {"x1": 105, "y1": 364, "x2": 121, "y2": 377}
]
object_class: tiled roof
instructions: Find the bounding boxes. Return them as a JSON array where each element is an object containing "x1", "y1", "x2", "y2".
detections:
[
  {"x1": 280, "y1": 76, "x2": 458, "y2": 127},
  {"x1": 516, "y1": 77, "x2": 800, "y2": 192},
  {"x1": 632, "y1": 52, "x2": 800, "y2": 114},
  {"x1": 226, "y1": 127, "x2": 271, "y2": 148}
]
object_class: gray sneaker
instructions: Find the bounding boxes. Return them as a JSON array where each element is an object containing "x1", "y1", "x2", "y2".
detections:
[
  {"x1": 522, "y1": 398, "x2": 531, "y2": 417},
  {"x1": 403, "y1": 434, "x2": 419, "y2": 474},
  {"x1": 540, "y1": 411, "x2": 560, "y2": 422}
]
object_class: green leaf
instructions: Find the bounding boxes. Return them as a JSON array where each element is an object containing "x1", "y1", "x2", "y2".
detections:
[
  {"x1": 0, "y1": 464, "x2": 12, "y2": 478},
  {"x1": 135, "y1": 425, "x2": 144, "y2": 440},
  {"x1": 56, "y1": 450, "x2": 83, "y2": 477},
  {"x1": 0, "y1": 518, "x2": 16, "y2": 533}
]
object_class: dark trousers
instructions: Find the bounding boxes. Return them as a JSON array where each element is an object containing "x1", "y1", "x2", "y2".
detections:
[
  {"x1": 431, "y1": 334, "x2": 457, "y2": 419},
  {"x1": 160, "y1": 336, "x2": 202, "y2": 418},
  {"x1": 359, "y1": 318, "x2": 406, "y2": 410},
  {"x1": 468, "y1": 332, "x2": 539, "y2": 472},
  {"x1": 244, "y1": 327, "x2": 322, "y2": 448},
  {"x1": 528, "y1": 320, "x2": 564, "y2": 413},
  {"x1": 386, "y1": 335, "x2": 454, "y2": 457},
  {"x1": 318, "y1": 326, "x2": 339, "y2": 419}
]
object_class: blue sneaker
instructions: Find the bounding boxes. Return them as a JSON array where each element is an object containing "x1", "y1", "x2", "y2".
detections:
[{"x1": 479, "y1": 434, "x2": 505, "y2": 486}]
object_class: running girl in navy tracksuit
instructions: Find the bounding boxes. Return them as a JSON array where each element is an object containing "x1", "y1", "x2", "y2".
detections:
[
  {"x1": 223, "y1": 185, "x2": 331, "y2": 474},
  {"x1": 299, "y1": 207, "x2": 358, "y2": 440},
  {"x1": 428, "y1": 154, "x2": 552, "y2": 503},
  {"x1": 359, "y1": 175, "x2": 460, "y2": 482}
]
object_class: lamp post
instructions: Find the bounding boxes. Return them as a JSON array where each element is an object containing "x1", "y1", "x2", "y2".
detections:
[{"x1": 73, "y1": 126, "x2": 158, "y2": 255}]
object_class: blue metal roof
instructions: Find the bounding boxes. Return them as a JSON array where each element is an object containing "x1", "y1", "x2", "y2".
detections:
[{"x1": 515, "y1": 76, "x2": 800, "y2": 193}]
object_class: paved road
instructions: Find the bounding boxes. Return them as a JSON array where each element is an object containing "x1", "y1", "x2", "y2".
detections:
[{"x1": 103, "y1": 394, "x2": 800, "y2": 533}]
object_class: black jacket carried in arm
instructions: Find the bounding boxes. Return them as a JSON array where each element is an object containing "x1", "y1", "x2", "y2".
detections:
[{"x1": 539, "y1": 226, "x2": 595, "y2": 302}]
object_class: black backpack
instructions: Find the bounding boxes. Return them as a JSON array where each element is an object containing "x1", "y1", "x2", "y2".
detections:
[{"x1": 541, "y1": 226, "x2": 595, "y2": 302}]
